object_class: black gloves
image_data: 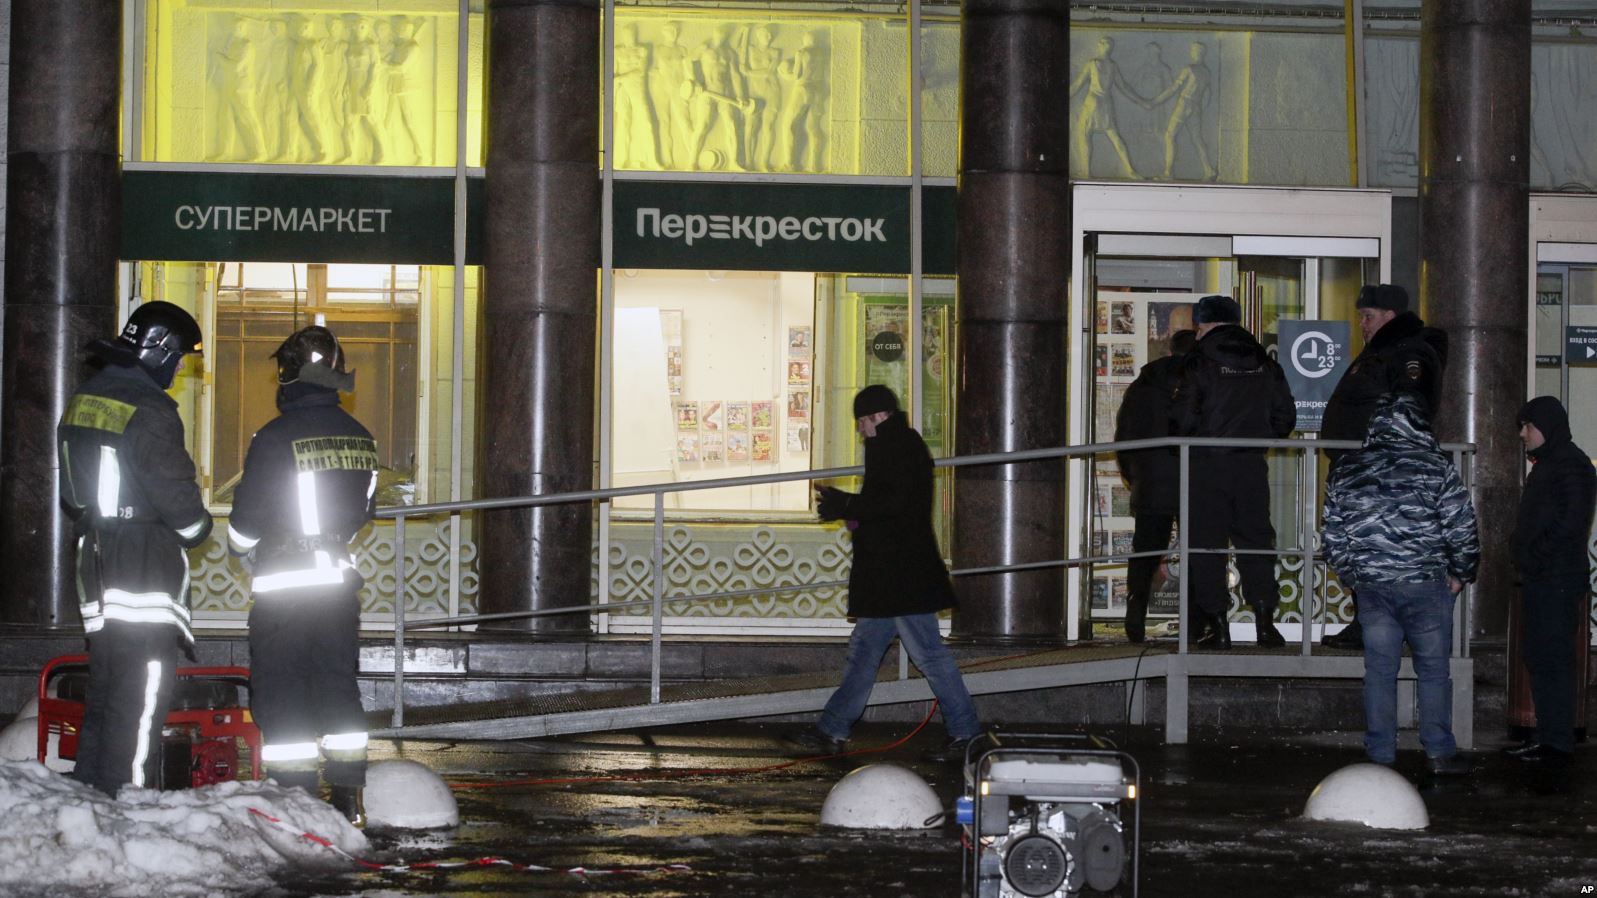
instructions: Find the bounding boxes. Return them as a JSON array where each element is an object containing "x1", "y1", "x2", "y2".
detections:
[{"x1": 815, "y1": 485, "x2": 852, "y2": 522}]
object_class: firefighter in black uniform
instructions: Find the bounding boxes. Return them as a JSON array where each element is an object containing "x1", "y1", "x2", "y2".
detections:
[
  {"x1": 1319, "y1": 283, "x2": 1447, "y2": 651},
  {"x1": 1170, "y1": 295, "x2": 1297, "y2": 649},
  {"x1": 227, "y1": 326, "x2": 378, "y2": 824},
  {"x1": 57, "y1": 301, "x2": 212, "y2": 796}
]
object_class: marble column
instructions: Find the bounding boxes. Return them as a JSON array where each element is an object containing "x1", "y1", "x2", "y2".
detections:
[
  {"x1": 1419, "y1": 0, "x2": 1530, "y2": 643},
  {"x1": 0, "y1": 0, "x2": 121, "y2": 628},
  {"x1": 950, "y1": 0, "x2": 1069, "y2": 641},
  {"x1": 479, "y1": 0, "x2": 600, "y2": 634}
]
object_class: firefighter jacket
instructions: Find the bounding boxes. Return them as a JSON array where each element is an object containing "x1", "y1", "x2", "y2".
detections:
[
  {"x1": 227, "y1": 384, "x2": 379, "y2": 595},
  {"x1": 1169, "y1": 323, "x2": 1296, "y2": 452},
  {"x1": 57, "y1": 362, "x2": 213, "y2": 642},
  {"x1": 1323, "y1": 393, "x2": 1479, "y2": 589}
]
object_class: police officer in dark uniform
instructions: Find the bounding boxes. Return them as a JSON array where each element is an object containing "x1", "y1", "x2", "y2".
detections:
[
  {"x1": 1170, "y1": 296, "x2": 1296, "y2": 649},
  {"x1": 57, "y1": 301, "x2": 212, "y2": 795},
  {"x1": 1320, "y1": 284, "x2": 1447, "y2": 650},
  {"x1": 228, "y1": 326, "x2": 378, "y2": 824},
  {"x1": 1114, "y1": 328, "x2": 1197, "y2": 643}
]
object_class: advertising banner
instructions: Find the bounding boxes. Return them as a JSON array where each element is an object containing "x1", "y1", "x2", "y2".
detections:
[{"x1": 1278, "y1": 319, "x2": 1352, "y2": 432}]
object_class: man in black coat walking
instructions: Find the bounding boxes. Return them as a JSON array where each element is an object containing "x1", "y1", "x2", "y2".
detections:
[
  {"x1": 1505, "y1": 396, "x2": 1595, "y2": 765},
  {"x1": 1114, "y1": 328, "x2": 1197, "y2": 642},
  {"x1": 786, "y1": 385, "x2": 980, "y2": 762},
  {"x1": 1321, "y1": 283, "x2": 1448, "y2": 650},
  {"x1": 1171, "y1": 296, "x2": 1296, "y2": 649}
]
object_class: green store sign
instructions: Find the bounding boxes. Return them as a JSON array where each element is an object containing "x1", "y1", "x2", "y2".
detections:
[{"x1": 121, "y1": 170, "x2": 955, "y2": 274}]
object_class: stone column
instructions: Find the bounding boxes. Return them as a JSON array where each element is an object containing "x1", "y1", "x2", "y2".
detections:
[
  {"x1": 950, "y1": 0, "x2": 1069, "y2": 641},
  {"x1": 1419, "y1": 0, "x2": 1530, "y2": 642},
  {"x1": 0, "y1": 0, "x2": 121, "y2": 628},
  {"x1": 478, "y1": 0, "x2": 600, "y2": 634}
]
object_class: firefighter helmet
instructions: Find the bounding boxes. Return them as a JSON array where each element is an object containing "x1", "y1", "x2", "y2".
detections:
[
  {"x1": 272, "y1": 325, "x2": 354, "y2": 391},
  {"x1": 92, "y1": 301, "x2": 203, "y2": 389}
]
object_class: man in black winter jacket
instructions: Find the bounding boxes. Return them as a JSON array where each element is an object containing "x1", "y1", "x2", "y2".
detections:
[
  {"x1": 1321, "y1": 283, "x2": 1448, "y2": 651},
  {"x1": 58, "y1": 301, "x2": 212, "y2": 795},
  {"x1": 229, "y1": 326, "x2": 379, "y2": 822},
  {"x1": 787, "y1": 385, "x2": 980, "y2": 762},
  {"x1": 1505, "y1": 396, "x2": 1595, "y2": 765},
  {"x1": 1114, "y1": 328, "x2": 1197, "y2": 642},
  {"x1": 1170, "y1": 295, "x2": 1296, "y2": 648}
]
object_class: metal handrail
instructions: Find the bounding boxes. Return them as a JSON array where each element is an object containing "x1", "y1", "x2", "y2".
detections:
[{"x1": 379, "y1": 435, "x2": 1476, "y2": 726}]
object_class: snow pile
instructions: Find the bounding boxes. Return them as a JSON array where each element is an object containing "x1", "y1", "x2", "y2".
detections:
[
  {"x1": 365, "y1": 759, "x2": 459, "y2": 829},
  {"x1": 0, "y1": 761, "x2": 368, "y2": 897}
]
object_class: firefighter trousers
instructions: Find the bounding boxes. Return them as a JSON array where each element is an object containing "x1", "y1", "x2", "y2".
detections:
[{"x1": 73, "y1": 621, "x2": 182, "y2": 796}]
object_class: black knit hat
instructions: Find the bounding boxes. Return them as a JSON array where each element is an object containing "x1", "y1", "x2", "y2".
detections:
[
  {"x1": 853, "y1": 384, "x2": 899, "y2": 418},
  {"x1": 1194, "y1": 295, "x2": 1240, "y2": 325},
  {"x1": 1356, "y1": 284, "x2": 1409, "y2": 313}
]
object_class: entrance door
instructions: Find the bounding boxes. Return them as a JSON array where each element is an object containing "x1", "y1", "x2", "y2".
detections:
[{"x1": 1069, "y1": 183, "x2": 1391, "y2": 641}]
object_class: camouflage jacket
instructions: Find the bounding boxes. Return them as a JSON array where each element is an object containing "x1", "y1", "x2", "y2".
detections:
[{"x1": 1323, "y1": 393, "x2": 1479, "y2": 588}]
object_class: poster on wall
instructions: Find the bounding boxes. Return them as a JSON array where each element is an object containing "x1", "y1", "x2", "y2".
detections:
[
  {"x1": 788, "y1": 390, "x2": 810, "y2": 420},
  {"x1": 1147, "y1": 301, "x2": 1197, "y2": 361},
  {"x1": 726, "y1": 401, "x2": 750, "y2": 430},
  {"x1": 676, "y1": 432, "x2": 699, "y2": 462},
  {"x1": 702, "y1": 432, "x2": 725, "y2": 462},
  {"x1": 702, "y1": 400, "x2": 725, "y2": 432},
  {"x1": 752, "y1": 401, "x2": 774, "y2": 428},
  {"x1": 787, "y1": 360, "x2": 812, "y2": 385},
  {"x1": 1091, "y1": 576, "x2": 1109, "y2": 611},
  {"x1": 859, "y1": 300, "x2": 952, "y2": 449},
  {"x1": 1095, "y1": 344, "x2": 1109, "y2": 378},
  {"x1": 727, "y1": 432, "x2": 749, "y2": 461},
  {"x1": 788, "y1": 326, "x2": 812, "y2": 359},
  {"x1": 752, "y1": 429, "x2": 773, "y2": 461},
  {"x1": 1095, "y1": 301, "x2": 1109, "y2": 335},
  {"x1": 660, "y1": 310, "x2": 685, "y2": 397},
  {"x1": 674, "y1": 401, "x2": 699, "y2": 430},
  {"x1": 786, "y1": 425, "x2": 810, "y2": 453},
  {"x1": 1111, "y1": 344, "x2": 1137, "y2": 379},
  {"x1": 1110, "y1": 302, "x2": 1135, "y2": 335}
]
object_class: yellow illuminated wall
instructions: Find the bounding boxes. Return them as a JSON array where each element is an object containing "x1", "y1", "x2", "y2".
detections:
[{"x1": 141, "y1": 2, "x2": 481, "y2": 166}]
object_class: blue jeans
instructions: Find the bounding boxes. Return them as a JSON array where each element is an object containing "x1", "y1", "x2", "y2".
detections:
[
  {"x1": 817, "y1": 614, "x2": 981, "y2": 742},
  {"x1": 1358, "y1": 580, "x2": 1456, "y2": 764}
]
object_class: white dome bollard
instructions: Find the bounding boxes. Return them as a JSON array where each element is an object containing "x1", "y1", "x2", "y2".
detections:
[
  {"x1": 1303, "y1": 763, "x2": 1429, "y2": 830},
  {"x1": 364, "y1": 759, "x2": 459, "y2": 829},
  {"x1": 820, "y1": 764, "x2": 943, "y2": 830}
]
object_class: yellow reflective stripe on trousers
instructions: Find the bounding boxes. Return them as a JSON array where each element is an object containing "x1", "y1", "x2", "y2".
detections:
[{"x1": 130, "y1": 660, "x2": 163, "y2": 788}]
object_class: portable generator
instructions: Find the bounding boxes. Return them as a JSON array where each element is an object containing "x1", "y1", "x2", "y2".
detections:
[
  {"x1": 957, "y1": 731, "x2": 1140, "y2": 898},
  {"x1": 35, "y1": 654, "x2": 264, "y2": 789}
]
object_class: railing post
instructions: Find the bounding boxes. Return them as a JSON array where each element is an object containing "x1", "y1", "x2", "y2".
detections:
[
  {"x1": 392, "y1": 513, "x2": 407, "y2": 729},
  {"x1": 1300, "y1": 445, "x2": 1313, "y2": 656},
  {"x1": 651, "y1": 491, "x2": 665, "y2": 704},
  {"x1": 1177, "y1": 443, "x2": 1190, "y2": 656}
]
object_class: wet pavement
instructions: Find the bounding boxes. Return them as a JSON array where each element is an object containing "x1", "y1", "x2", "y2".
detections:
[{"x1": 274, "y1": 723, "x2": 1597, "y2": 898}]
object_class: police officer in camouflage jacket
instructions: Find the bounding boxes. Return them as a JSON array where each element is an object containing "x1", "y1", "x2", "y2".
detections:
[{"x1": 1323, "y1": 392, "x2": 1478, "y2": 775}]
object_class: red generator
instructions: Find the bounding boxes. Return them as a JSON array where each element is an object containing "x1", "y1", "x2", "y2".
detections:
[{"x1": 36, "y1": 654, "x2": 264, "y2": 789}]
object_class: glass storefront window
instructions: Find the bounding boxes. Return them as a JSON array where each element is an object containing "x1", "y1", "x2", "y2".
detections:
[
  {"x1": 140, "y1": 2, "x2": 463, "y2": 167},
  {"x1": 919, "y1": 12, "x2": 960, "y2": 179},
  {"x1": 610, "y1": 269, "x2": 818, "y2": 515},
  {"x1": 611, "y1": 2, "x2": 910, "y2": 176}
]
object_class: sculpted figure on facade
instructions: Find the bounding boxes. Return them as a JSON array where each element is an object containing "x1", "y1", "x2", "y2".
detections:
[
  {"x1": 1069, "y1": 35, "x2": 1143, "y2": 179},
  {"x1": 262, "y1": 18, "x2": 293, "y2": 161},
  {"x1": 344, "y1": 17, "x2": 383, "y2": 163},
  {"x1": 647, "y1": 21, "x2": 693, "y2": 168},
  {"x1": 1144, "y1": 41, "x2": 1216, "y2": 181},
  {"x1": 686, "y1": 23, "x2": 751, "y2": 171},
  {"x1": 384, "y1": 17, "x2": 426, "y2": 165},
  {"x1": 284, "y1": 16, "x2": 326, "y2": 162},
  {"x1": 615, "y1": 22, "x2": 662, "y2": 169},
  {"x1": 778, "y1": 30, "x2": 828, "y2": 173},
  {"x1": 742, "y1": 24, "x2": 783, "y2": 172},
  {"x1": 320, "y1": 15, "x2": 351, "y2": 161},
  {"x1": 212, "y1": 15, "x2": 264, "y2": 162}
]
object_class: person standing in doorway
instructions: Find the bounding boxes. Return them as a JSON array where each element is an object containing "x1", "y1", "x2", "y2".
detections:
[
  {"x1": 1170, "y1": 295, "x2": 1296, "y2": 648},
  {"x1": 1115, "y1": 328, "x2": 1197, "y2": 642},
  {"x1": 1321, "y1": 284, "x2": 1447, "y2": 651},
  {"x1": 1505, "y1": 396, "x2": 1595, "y2": 766},
  {"x1": 57, "y1": 302, "x2": 211, "y2": 795},
  {"x1": 786, "y1": 385, "x2": 981, "y2": 762},
  {"x1": 229, "y1": 326, "x2": 379, "y2": 823}
]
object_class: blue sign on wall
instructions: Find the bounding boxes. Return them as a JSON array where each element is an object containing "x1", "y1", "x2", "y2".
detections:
[{"x1": 1279, "y1": 319, "x2": 1352, "y2": 432}]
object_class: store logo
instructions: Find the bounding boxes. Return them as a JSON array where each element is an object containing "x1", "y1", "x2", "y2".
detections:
[
  {"x1": 1289, "y1": 330, "x2": 1342, "y2": 379},
  {"x1": 635, "y1": 208, "x2": 887, "y2": 248},
  {"x1": 174, "y1": 204, "x2": 394, "y2": 234},
  {"x1": 871, "y1": 331, "x2": 905, "y2": 362}
]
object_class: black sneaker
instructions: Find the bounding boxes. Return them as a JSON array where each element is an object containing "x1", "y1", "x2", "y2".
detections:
[
  {"x1": 1427, "y1": 753, "x2": 1472, "y2": 776},
  {"x1": 1510, "y1": 744, "x2": 1572, "y2": 766},
  {"x1": 783, "y1": 727, "x2": 847, "y2": 754},
  {"x1": 1323, "y1": 623, "x2": 1364, "y2": 651},
  {"x1": 920, "y1": 736, "x2": 975, "y2": 764}
]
